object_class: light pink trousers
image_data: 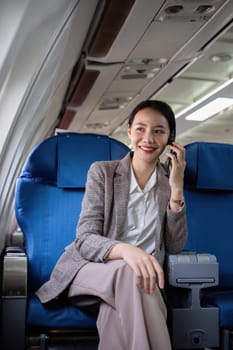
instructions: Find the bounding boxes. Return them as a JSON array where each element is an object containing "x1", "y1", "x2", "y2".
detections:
[{"x1": 68, "y1": 259, "x2": 172, "y2": 350}]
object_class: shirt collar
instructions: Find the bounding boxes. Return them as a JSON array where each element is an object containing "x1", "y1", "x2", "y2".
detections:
[{"x1": 130, "y1": 166, "x2": 157, "y2": 194}]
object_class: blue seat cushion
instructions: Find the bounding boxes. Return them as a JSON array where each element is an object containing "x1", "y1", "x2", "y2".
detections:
[
  {"x1": 203, "y1": 290, "x2": 233, "y2": 328},
  {"x1": 27, "y1": 295, "x2": 97, "y2": 328}
]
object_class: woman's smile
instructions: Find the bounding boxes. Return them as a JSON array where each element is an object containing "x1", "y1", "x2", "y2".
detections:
[{"x1": 139, "y1": 145, "x2": 157, "y2": 153}]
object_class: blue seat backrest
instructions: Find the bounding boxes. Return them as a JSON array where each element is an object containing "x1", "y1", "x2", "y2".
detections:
[
  {"x1": 15, "y1": 133, "x2": 129, "y2": 292},
  {"x1": 184, "y1": 142, "x2": 233, "y2": 289}
]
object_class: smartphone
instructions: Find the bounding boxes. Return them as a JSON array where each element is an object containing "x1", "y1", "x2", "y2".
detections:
[
  {"x1": 166, "y1": 148, "x2": 177, "y2": 170},
  {"x1": 170, "y1": 149, "x2": 177, "y2": 159}
]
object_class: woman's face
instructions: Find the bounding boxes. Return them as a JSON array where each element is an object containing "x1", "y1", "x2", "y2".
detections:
[{"x1": 128, "y1": 107, "x2": 170, "y2": 165}]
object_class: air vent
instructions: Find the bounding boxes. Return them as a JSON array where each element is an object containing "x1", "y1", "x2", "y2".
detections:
[
  {"x1": 165, "y1": 5, "x2": 184, "y2": 14},
  {"x1": 120, "y1": 58, "x2": 168, "y2": 80},
  {"x1": 121, "y1": 74, "x2": 148, "y2": 80},
  {"x1": 196, "y1": 5, "x2": 215, "y2": 14},
  {"x1": 85, "y1": 122, "x2": 109, "y2": 129},
  {"x1": 157, "y1": 0, "x2": 222, "y2": 22},
  {"x1": 209, "y1": 52, "x2": 233, "y2": 62},
  {"x1": 99, "y1": 95, "x2": 133, "y2": 110}
]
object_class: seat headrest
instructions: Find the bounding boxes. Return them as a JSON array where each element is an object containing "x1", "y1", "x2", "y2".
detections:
[
  {"x1": 184, "y1": 142, "x2": 233, "y2": 190},
  {"x1": 20, "y1": 133, "x2": 129, "y2": 188},
  {"x1": 57, "y1": 134, "x2": 110, "y2": 188}
]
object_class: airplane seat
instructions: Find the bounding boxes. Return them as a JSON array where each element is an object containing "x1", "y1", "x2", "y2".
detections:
[
  {"x1": 167, "y1": 142, "x2": 233, "y2": 350},
  {"x1": 1, "y1": 132, "x2": 129, "y2": 350}
]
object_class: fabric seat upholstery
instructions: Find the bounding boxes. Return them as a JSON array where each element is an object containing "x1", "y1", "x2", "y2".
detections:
[
  {"x1": 15, "y1": 132, "x2": 130, "y2": 329},
  {"x1": 183, "y1": 142, "x2": 233, "y2": 340}
]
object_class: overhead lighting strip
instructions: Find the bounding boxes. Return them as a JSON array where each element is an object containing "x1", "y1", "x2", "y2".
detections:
[
  {"x1": 185, "y1": 97, "x2": 233, "y2": 121},
  {"x1": 176, "y1": 76, "x2": 233, "y2": 119}
]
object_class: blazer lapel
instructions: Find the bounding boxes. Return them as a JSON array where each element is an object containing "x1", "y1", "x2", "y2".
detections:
[
  {"x1": 113, "y1": 153, "x2": 131, "y2": 233},
  {"x1": 157, "y1": 162, "x2": 170, "y2": 225}
]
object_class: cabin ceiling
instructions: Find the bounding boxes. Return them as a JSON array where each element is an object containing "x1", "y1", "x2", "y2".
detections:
[
  {"x1": 2, "y1": 0, "x2": 232, "y2": 151},
  {"x1": 55, "y1": 0, "x2": 233, "y2": 147}
]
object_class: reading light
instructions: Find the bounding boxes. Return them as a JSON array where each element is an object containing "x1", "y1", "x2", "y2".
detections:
[{"x1": 185, "y1": 97, "x2": 233, "y2": 121}]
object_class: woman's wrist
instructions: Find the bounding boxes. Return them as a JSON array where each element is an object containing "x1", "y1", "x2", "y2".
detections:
[
  {"x1": 106, "y1": 242, "x2": 128, "y2": 260},
  {"x1": 169, "y1": 192, "x2": 184, "y2": 212},
  {"x1": 170, "y1": 188, "x2": 183, "y2": 201}
]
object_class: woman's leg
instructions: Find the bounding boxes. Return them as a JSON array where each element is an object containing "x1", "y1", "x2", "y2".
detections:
[{"x1": 68, "y1": 260, "x2": 171, "y2": 350}]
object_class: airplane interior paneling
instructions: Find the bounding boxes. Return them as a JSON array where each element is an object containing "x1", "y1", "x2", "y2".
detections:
[{"x1": 0, "y1": 1, "x2": 233, "y2": 349}]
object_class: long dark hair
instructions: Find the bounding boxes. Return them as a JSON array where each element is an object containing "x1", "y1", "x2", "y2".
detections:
[{"x1": 128, "y1": 100, "x2": 176, "y2": 144}]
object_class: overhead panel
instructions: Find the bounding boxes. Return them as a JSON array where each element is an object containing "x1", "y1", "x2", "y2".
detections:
[
  {"x1": 67, "y1": 62, "x2": 122, "y2": 130},
  {"x1": 68, "y1": 0, "x2": 233, "y2": 135},
  {"x1": 88, "y1": 0, "x2": 136, "y2": 58},
  {"x1": 68, "y1": 0, "x2": 165, "y2": 130},
  {"x1": 87, "y1": 0, "x2": 165, "y2": 63}
]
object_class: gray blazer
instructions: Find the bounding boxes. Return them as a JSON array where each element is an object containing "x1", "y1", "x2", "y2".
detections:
[{"x1": 36, "y1": 152, "x2": 187, "y2": 303}]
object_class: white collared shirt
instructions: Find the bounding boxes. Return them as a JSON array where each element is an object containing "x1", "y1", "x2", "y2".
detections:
[{"x1": 121, "y1": 166, "x2": 158, "y2": 254}]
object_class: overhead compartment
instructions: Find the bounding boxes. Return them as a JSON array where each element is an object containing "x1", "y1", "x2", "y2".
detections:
[
  {"x1": 87, "y1": 0, "x2": 165, "y2": 63},
  {"x1": 87, "y1": 0, "x2": 227, "y2": 63}
]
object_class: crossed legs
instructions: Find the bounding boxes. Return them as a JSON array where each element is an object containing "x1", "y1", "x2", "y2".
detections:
[{"x1": 68, "y1": 260, "x2": 171, "y2": 350}]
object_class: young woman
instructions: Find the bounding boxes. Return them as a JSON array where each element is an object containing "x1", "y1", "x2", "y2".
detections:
[{"x1": 36, "y1": 100, "x2": 187, "y2": 350}]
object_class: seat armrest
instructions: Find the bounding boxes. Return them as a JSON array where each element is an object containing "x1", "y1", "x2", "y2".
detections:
[
  {"x1": 166, "y1": 252, "x2": 220, "y2": 349},
  {"x1": 166, "y1": 252, "x2": 219, "y2": 289},
  {"x1": 2, "y1": 246, "x2": 28, "y2": 297},
  {"x1": 1, "y1": 246, "x2": 28, "y2": 350}
]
